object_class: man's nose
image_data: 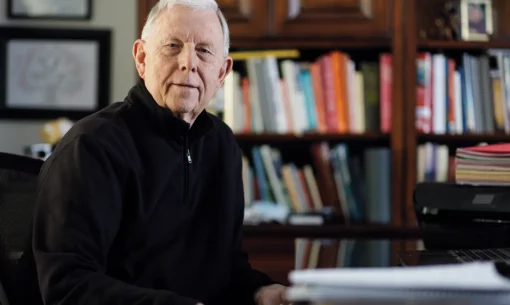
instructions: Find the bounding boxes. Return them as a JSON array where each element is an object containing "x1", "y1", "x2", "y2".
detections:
[{"x1": 178, "y1": 45, "x2": 197, "y2": 73}]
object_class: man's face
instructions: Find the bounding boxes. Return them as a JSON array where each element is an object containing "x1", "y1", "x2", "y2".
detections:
[{"x1": 134, "y1": 5, "x2": 232, "y2": 123}]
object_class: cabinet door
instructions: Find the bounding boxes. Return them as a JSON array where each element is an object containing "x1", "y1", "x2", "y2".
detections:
[
  {"x1": 272, "y1": 0, "x2": 392, "y2": 39},
  {"x1": 216, "y1": 0, "x2": 269, "y2": 40},
  {"x1": 138, "y1": 0, "x2": 159, "y2": 37},
  {"x1": 138, "y1": 0, "x2": 269, "y2": 42}
]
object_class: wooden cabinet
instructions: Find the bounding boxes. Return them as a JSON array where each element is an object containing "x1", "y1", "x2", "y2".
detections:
[
  {"x1": 138, "y1": 0, "x2": 268, "y2": 40},
  {"x1": 272, "y1": 0, "x2": 393, "y2": 39},
  {"x1": 138, "y1": 0, "x2": 394, "y2": 45},
  {"x1": 137, "y1": 0, "x2": 157, "y2": 37},
  {"x1": 216, "y1": 0, "x2": 269, "y2": 39},
  {"x1": 243, "y1": 237, "x2": 294, "y2": 285}
]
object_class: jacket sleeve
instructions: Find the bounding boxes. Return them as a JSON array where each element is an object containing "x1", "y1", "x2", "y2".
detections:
[
  {"x1": 32, "y1": 135, "x2": 199, "y2": 305},
  {"x1": 228, "y1": 145, "x2": 279, "y2": 305}
]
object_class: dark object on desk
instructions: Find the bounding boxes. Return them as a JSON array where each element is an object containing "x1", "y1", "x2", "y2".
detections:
[
  {"x1": 0, "y1": 152, "x2": 44, "y2": 305},
  {"x1": 400, "y1": 182, "x2": 510, "y2": 266}
]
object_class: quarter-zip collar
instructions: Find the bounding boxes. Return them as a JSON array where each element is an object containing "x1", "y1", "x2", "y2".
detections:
[{"x1": 127, "y1": 80, "x2": 216, "y2": 144}]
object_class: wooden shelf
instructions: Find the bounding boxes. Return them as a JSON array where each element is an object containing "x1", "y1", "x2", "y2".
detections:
[
  {"x1": 417, "y1": 133, "x2": 510, "y2": 145},
  {"x1": 235, "y1": 132, "x2": 390, "y2": 144},
  {"x1": 231, "y1": 38, "x2": 391, "y2": 49},
  {"x1": 418, "y1": 40, "x2": 510, "y2": 50},
  {"x1": 242, "y1": 224, "x2": 422, "y2": 239}
]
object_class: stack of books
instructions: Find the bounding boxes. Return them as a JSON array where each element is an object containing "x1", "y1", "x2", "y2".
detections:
[{"x1": 455, "y1": 143, "x2": 510, "y2": 185}]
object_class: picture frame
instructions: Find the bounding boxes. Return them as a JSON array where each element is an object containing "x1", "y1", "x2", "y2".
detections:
[
  {"x1": 459, "y1": 0, "x2": 494, "y2": 41},
  {"x1": 0, "y1": 27, "x2": 111, "y2": 120},
  {"x1": 7, "y1": 0, "x2": 92, "y2": 20}
]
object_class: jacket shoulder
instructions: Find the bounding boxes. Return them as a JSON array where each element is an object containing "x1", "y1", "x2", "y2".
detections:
[
  {"x1": 206, "y1": 112, "x2": 241, "y2": 157},
  {"x1": 54, "y1": 101, "x2": 135, "y2": 160},
  {"x1": 208, "y1": 112, "x2": 236, "y2": 139}
]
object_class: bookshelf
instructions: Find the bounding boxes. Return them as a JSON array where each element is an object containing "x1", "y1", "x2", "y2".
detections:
[
  {"x1": 138, "y1": 0, "x2": 407, "y2": 227},
  {"x1": 403, "y1": 0, "x2": 510, "y2": 241},
  {"x1": 235, "y1": 132, "x2": 390, "y2": 144},
  {"x1": 417, "y1": 133, "x2": 510, "y2": 145},
  {"x1": 418, "y1": 40, "x2": 510, "y2": 50},
  {"x1": 138, "y1": 0, "x2": 409, "y2": 282}
]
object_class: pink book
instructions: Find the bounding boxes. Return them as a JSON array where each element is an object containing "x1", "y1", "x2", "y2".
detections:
[{"x1": 457, "y1": 143, "x2": 510, "y2": 156}]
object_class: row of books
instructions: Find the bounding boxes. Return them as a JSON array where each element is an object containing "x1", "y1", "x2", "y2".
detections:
[
  {"x1": 295, "y1": 238, "x2": 391, "y2": 269},
  {"x1": 214, "y1": 52, "x2": 392, "y2": 135},
  {"x1": 241, "y1": 142, "x2": 391, "y2": 223},
  {"x1": 417, "y1": 142, "x2": 510, "y2": 186},
  {"x1": 416, "y1": 143, "x2": 454, "y2": 183},
  {"x1": 416, "y1": 50, "x2": 510, "y2": 135}
]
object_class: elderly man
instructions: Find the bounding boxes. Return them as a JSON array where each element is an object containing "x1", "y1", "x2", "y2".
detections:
[{"x1": 30, "y1": 0, "x2": 287, "y2": 304}]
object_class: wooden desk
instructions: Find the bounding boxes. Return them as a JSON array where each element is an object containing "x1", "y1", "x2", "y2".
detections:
[
  {"x1": 243, "y1": 224, "x2": 423, "y2": 239},
  {"x1": 242, "y1": 224, "x2": 423, "y2": 285}
]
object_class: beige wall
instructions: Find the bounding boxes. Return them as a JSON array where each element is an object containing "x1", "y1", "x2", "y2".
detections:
[{"x1": 0, "y1": 0, "x2": 137, "y2": 154}]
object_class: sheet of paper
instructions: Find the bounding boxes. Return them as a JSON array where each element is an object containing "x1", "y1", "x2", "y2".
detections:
[
  {"x1": 289, "y1": 262, "x2": 510, "y2": 291},
  {"x1": 286, "y1": 285, "x2": 510, "y2": 305}
]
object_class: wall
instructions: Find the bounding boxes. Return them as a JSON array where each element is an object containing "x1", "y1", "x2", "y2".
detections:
[{"x1": 0, "y1": 0, "x2": 137, "y2": 154}]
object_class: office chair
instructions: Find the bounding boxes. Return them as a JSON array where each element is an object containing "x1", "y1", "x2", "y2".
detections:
[{"x1": 0, "y1": 152, "x2": 43, "y2": 305}]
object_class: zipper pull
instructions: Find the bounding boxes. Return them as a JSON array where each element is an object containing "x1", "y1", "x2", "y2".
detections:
[{"x1": 187, "y1": 149, "x2": 192, "y2": 163}]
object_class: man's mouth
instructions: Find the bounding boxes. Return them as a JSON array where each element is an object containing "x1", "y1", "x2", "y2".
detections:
[{"x1": 174, "y1": 83, "x2": 198, "y2": 89}]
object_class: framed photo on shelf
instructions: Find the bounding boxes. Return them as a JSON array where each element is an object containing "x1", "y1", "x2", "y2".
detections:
[
  {"x1": 0, "y1": 27, "x2": 111, "y2": 120},
  {"x1": 7, "y1": 0, "x2": 92, "y2": 20},
  {"x1": 459, "y1": 0, "x2": 494, "y2": 41}
]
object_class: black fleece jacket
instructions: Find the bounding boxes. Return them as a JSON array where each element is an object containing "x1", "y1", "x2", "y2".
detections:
[{"x1": 31, "y1": 81, "x2": 276, "y2": 305}]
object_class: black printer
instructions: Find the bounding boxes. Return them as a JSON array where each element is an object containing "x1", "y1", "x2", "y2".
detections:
[{"x1": 414, "y1": 182, "x2": 510, "y2": 250}]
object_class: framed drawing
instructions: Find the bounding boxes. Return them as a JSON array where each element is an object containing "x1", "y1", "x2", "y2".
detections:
[
  {"x1": 459, "y1": 0, "x2": 494, "y2": 41},
  {"x1": 0, "y1": 27, "x2": 111, "y2": 120},
  {"x1": 8, "y1": 0, "x2": 92, "y2": 20}
]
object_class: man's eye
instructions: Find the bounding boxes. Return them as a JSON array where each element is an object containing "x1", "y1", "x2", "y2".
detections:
[
  {"x1": 198, "y1": 48, "x2": 211, "y2": 54},
  {"x1": 168, "y1": 43, "x2": 180, "y2": 48}
]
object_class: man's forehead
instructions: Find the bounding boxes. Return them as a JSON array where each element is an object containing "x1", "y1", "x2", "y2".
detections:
[
  {"x1": 153, "y1": 8, "x2": 223, "y2": 42},
  {"x1": 159, "y1": 6, "x2": 222, "y2": 29}
]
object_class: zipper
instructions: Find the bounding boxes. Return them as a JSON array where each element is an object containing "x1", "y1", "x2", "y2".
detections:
[
  {"x1": 187, "y1": 149, "x2": 192, "y2": 163},
  {"x1": 183, "y1": 135, "x2": 191, "y2": 203}
]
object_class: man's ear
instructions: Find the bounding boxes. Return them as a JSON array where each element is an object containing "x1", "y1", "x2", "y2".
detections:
[
  {"x1": 217, "y1": 56, "x2": 233, "y2": 88},
  {"x1": 133, "y1": 39, "x2": 147, "y2": 79}
]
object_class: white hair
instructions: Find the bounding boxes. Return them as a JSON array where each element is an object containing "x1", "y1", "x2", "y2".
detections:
[{"x1": 141, "y1": 0, "x2": 230, "y2": 56}]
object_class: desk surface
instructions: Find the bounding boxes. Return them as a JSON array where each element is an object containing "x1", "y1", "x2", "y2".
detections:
[
  {"x1": 244, "y1": 236, "x2": 419, "y2": 285},
  {"x1": 243, "y1": 224, "x2": 423, "y2": 240}
]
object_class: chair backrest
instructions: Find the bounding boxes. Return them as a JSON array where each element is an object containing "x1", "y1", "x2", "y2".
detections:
[
  {"x1": 0, "y1": 152, "x2": 43, "y2": 305},
  {"x1": 0, "y1": 152, "x2": 43, "y2": 258}
]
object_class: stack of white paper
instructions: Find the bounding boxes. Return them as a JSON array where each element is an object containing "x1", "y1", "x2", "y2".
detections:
[{"x1": 286, "y1": 262, "x2": 510, "y2": 304}]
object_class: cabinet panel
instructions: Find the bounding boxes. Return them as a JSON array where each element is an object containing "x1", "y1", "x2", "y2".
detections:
[
  {"x1": 138, "y1": 0, "x2": 269, "y2": 43},
  {"x1": 273, "y1": 0, "x2": 392, "y2": 39},
  {"x1": 243, "y1": 237, "x2": 294, "y2": 285},
  {"x1": 138, "y1": 0, "x2": 158, "y2": 37},
  {"x1": 217, "y1": 0, "x2": 269, "y2": 40}
]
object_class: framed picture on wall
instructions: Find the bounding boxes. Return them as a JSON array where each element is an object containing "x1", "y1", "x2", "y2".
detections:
[
  {"x1": 459, "y1": 0, "x2": 494, "y2": 41},
  {"x1": 7, "y1": 0, "x2": 92, "y2": 20},
  {"x1": 0, "y1": 27, "x2": 111, "y2": 120}
]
